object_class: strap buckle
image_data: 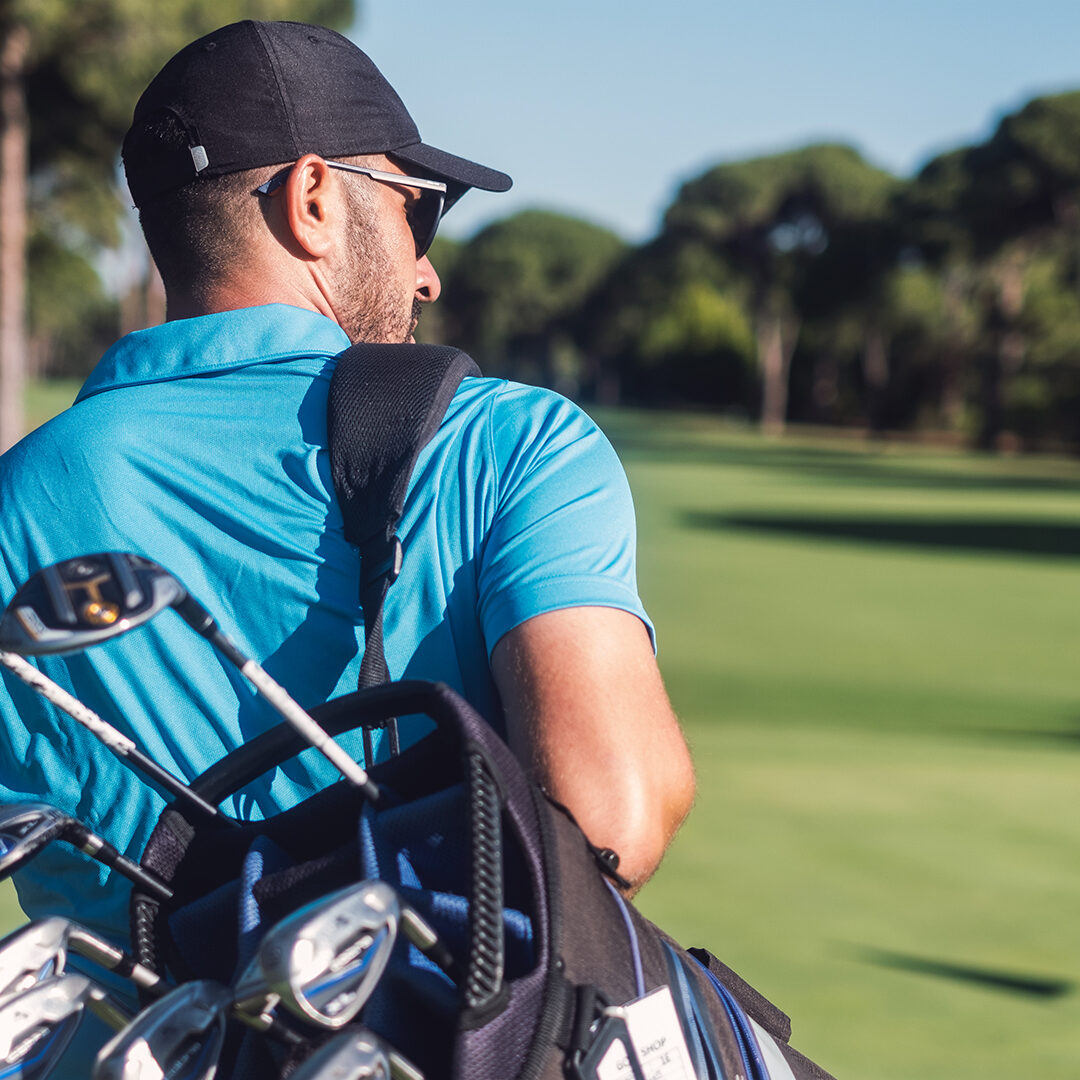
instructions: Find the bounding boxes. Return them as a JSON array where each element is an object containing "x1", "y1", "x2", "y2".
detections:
[{"x1": 361, "y1": 536, "x2": 403, "y2": 591}]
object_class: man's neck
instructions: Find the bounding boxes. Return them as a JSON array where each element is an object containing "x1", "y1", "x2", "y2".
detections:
[{"x1": 165, "y1": 279, "x2": 336, "y2": 325}]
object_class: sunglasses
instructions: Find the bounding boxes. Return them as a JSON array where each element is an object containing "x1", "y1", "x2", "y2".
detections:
[{"x1": 256, "y1": 160, "x2": 447, "y2": 258}]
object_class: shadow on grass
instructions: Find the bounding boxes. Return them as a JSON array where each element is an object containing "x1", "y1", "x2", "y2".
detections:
[
  {"x1": 685, "y1": 512, "x2": 1080, "y2": 559},
  {"x1": 845, "y1": 944, "x2": 1074, "y2": 998},
  {"x1": 978, "y1": 725, "x2": 1080, "y2": 749},
  {"x1": 610, "y1": 432, "x2": 1080, "y2": 494}
]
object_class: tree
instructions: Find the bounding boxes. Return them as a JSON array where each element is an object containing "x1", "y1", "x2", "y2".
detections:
[
  {"x1": 903, "y1": 91, "x2": 1080, "y2": 449},
  {"x1": 439, "y1": 209, "x2": 626, "y2": 392},
  {"x1": 577, "y1": 230, "x2": 753, "y2": 407},
  {"x1": 27, "y1": 226, "x2": 116, "y2": 379},
  {"x1": 1004, "y1": 245, "x2": 1080, "y2": 448},
  {"x1": 663, "y1": 144, "x2": 897, "y2": 433},
  {"x1": 0, "y1": 0, "x2": 354, "y2": 448},
  {"x1": 413, "y1": 232, "x2": 463, "y2": 348}
]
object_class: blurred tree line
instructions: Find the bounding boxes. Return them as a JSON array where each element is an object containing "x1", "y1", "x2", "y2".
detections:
[
  {"x1": 428, "y1": 90, "x2": 1080, "y2": 452},
  {"x1": 11, "y1": 13, "x2": 1080, "y2": 453}
]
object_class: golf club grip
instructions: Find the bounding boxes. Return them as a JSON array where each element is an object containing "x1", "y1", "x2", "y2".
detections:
[{"x1": 190, "y1": 681, "x2": 458, "y2": 804}]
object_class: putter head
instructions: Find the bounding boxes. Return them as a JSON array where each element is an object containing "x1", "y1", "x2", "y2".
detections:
[
  {"x1": 0, "y1": 553, "x2": 186, "y2": 656},
  {"x1": 0, "y1": 803, "x2": 69, "y2": 878},
  {"x1": 0, "y1": 917, "x2": 71, "y2": 1001},
  {"x1": 94, "y1": 980, "x2": 231, "y2": 1080},
  {"x1": 255, "y1": 881, "x2": 400, "y2": 1029},
  {"x1": 0, "y1": 973, "x2": 99, "y2": 1079}
]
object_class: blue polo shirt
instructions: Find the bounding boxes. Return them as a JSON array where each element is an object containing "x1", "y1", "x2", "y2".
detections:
[{"x1": 0, "y1": 304, "x2": 650, "y2": 948}]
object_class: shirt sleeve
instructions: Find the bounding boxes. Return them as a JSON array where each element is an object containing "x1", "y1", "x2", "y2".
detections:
[{"x1": 476, "y1": 384, "x2": 655, "y2": 656}]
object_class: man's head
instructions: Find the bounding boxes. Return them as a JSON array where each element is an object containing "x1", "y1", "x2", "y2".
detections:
[{"x1": 122, "y1": 21, "x2": 511, "y2": 341}]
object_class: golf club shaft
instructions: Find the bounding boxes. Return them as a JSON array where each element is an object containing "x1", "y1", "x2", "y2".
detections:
[
  {"x1": 401, "y1": 908, "x2": 460, "y2": 982},
  {"x1": 0, "y1": 651, "x2": 234, "y2": 828},
  {"x1": 173, "y1": 597, "x2": 379, "y2": 801},
  {"x1": 86, "y1": 989, "x2": 134, "y2": 1031},
  {"x1": 70, "y1": 927, "x2": 167, "y2": 996}
]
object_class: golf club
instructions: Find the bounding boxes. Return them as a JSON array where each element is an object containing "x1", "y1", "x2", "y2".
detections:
[
  {"x1": 0, "y1": 917, "x2": 166, "y2": 1004},
  {"x1": 288, "y1": 1027, "x2": 424, "y2": 1080},
  {"x1": 232, "y1": 880, "x2": 457, "y2": 1030},
  {"x1": 91, "y1": 977, "x2": 306, "y2": 1080},
  {"x1": 0, "y1": 553, "x2": 379, "y2": 802},
  {"x1": 0, "y1": 650, "x2": 234, "y2": 828},
  {"x1": 0, "y1": 802, "x2": 172, "y2": 902},
  {"x1": 0, "y1": 973, "x2": 131, "y2": 1080},
  {"x1": 92, "y1": 979, "x2": 231, "y2": 1080}
]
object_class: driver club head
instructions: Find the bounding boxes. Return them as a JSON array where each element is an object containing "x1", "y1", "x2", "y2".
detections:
[
  {"x1": 93, "y1": 980, "x2": 232, "y2": 1080},
  {"x1": 1, "y1": 552, "x2": 381, "y2": 799},
  {"x1": 242, "y1": 881, "x2": 404, "y2": 1030},
  {"x1": 0, "y1": 553, "x2": 185, "y2": 656}
]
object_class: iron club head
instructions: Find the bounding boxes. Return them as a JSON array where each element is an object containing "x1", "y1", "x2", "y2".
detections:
[
  {"x1": 236, "y1": 880, "x2": 455, "y2": 1031},
  {"x1": 93, "y1": 980, "x2": 232, "y2": 1080},
  {"x1": 0, "y1": 917, "x2": 166, "y2": 1004},
  {"x1": 288, "y1": 1027, "x2": 424, "y2": 1080},
  {"x1": 0, "y1": 801, "x2": 172, "y2": 901},
  {"x1": 236, "y1": 881, "x2": 403, "y2": 1030},
  {"x1": 0, "y1": 973, "x2": 130, "y2": 1080},
  {"x1": 0, "y1": 804, "x2": 68, "y2": 880}
]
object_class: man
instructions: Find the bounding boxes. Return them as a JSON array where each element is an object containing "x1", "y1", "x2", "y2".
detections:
[{"x1": 0, "y1": 20, "x2": 692, "y2": 967}]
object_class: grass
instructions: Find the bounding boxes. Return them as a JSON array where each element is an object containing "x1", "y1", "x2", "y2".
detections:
[
  {"x1": 5, "y1": 389, "x2": 1080, "y2": 1077},
  {"x1": 597, "y1": 410, "x2": 1080, "y2": 1079}
]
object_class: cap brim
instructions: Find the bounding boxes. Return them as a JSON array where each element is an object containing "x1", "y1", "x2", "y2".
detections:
[{"x1": 390, "y1": 141, "x2": 512, "y2": 194}]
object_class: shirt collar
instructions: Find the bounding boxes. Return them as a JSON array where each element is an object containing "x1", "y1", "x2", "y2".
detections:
[{"x1": 77, "y1": 305, "x2": 352, "y2": 402}]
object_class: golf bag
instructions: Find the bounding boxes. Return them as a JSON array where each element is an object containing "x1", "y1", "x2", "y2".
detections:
[{"x1": 129, "y1": 343, "x2": 837, "y2": 1080}]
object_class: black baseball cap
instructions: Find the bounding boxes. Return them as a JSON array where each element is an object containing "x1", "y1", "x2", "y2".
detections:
[{"x1": 122, "y1": 20, "x2": 512, "y2": 209}]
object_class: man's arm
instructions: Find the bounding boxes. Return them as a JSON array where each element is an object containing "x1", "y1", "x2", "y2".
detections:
[{"x1": 491, "y1": 605, "x2": 695, "y2": 894}]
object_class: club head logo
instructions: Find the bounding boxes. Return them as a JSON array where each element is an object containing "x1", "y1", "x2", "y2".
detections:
[{"x1": 81, "y1": 601, "x2": 120, "y2": 627}]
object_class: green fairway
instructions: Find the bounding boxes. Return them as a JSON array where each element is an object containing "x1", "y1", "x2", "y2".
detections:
[
  {"x1": 599, "y1": 411, "x2": 1080, "y2": 1079},
  {"x1": 4, "y1": 395, "x2": 1080, "y2": 1078}
]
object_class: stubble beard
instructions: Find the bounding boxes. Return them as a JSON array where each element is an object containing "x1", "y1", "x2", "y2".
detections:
[{"x1": 336, "y1": 195, "x2": 421, "y2": 345}]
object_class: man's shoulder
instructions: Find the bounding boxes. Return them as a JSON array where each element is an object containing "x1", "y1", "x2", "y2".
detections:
[{"x1": 446, "y1": 376, "x2": 605, "y2": 457}]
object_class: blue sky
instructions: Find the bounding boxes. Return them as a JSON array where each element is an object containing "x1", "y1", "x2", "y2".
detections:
[{"x1": 348, "y1": 0, "x2": 1080, "y2": 242}]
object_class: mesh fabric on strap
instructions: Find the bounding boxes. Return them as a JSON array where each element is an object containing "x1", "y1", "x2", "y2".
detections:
[{"x1": 327, "y1": 342, "x2": 480, "y2": 757}]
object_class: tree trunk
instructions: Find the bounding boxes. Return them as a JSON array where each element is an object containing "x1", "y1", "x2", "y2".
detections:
[
  {"x1": 938, "y1": 269, "x2": 968, "y2": 431},
  {"x1": 862, "y1": 322, "x2": 889, "y2": 432},
  {"x1": 976, "y1": 256, "x2": 1025, "y2": 451},
  {"x1": 0, "y1": 21, "x2": 28, "y2": 451},
  {"x1": 758, "y1": 308, "x2": 798, "y2": 435}
]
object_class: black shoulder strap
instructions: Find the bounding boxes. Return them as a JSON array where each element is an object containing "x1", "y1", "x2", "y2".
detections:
[{"x1": 327, "y1": 342, "x2": 480, "y2": 754}]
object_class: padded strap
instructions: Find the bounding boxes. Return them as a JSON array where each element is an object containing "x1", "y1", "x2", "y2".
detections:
[{"x1": 327, "y1": 342, "x2": 480, "y2": 757}]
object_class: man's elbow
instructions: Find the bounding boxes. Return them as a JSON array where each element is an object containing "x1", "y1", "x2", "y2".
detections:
[{"x1": 599, "y1": 744, "x2": 696, "y2": 894}]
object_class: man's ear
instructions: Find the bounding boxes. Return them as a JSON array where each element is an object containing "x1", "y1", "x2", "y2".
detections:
[{"x1": 281, "y1": 154, "x2": 339, "y2": 259}]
